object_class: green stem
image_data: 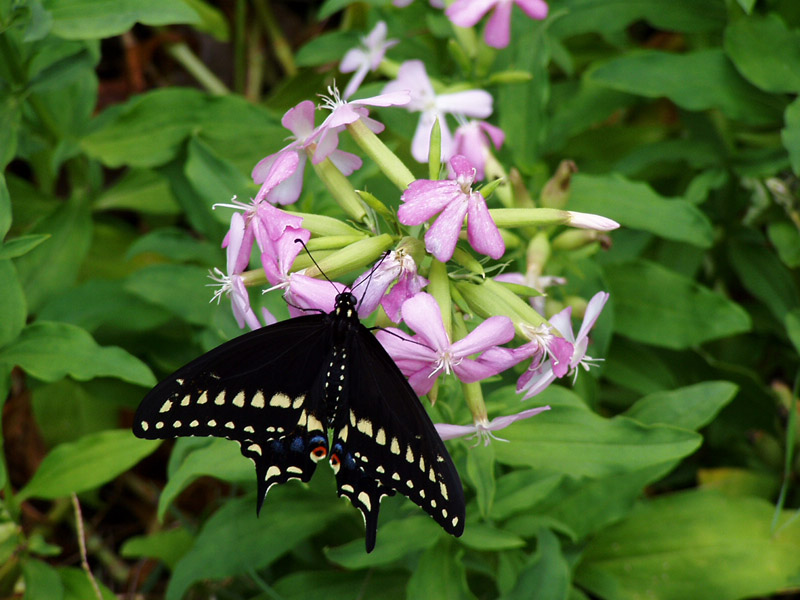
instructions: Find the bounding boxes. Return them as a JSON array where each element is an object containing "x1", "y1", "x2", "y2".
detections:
[
  {"x1": 253, "y1": 0, "x2": 297, "y2": 77},
  {"x1": 428, "y1": 259, "x2": 452, "y2": 339},
  {"x1": 234, "y1": 0, "x2": 247, "y2": 94},
  {"x1": 347, "y1": 119, "x2": 416, "y2": 190},
  {"x1": 166, "y1": 42, "x2": 229, "y2": 95},
  {"x1": 309, "y1": 155, "x2": 369, "y2": 224}
]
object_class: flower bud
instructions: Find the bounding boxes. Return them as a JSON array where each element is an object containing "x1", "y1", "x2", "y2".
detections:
[{"x1": 540, "y1": 160, "x2": 578, "y2": 209}]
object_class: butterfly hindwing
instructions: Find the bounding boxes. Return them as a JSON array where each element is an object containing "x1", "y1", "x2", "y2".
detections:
[
  {"x1": 327, "y1": 322, "x2": 466, "y2": 550},
  {"x1": 133, "y1": 315, "x2": 332, "y2": 505}
]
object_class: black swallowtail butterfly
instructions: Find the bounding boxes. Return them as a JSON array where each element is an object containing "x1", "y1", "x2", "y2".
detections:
[{"x1": 133, "y1": 290, "x2": 465, "y2": 551}]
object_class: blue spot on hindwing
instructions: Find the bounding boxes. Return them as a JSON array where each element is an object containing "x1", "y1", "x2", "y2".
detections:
[{"x1": 290, "y1": 436, "x2": 305, "y2": 453}]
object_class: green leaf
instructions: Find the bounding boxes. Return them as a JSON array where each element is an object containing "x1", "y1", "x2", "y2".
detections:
[
  {"x1": 458, "y1": 523, "x2": 526, "y2": 551},
  {"x1": 492, "y1": 472, "x2": 565, "y2": 521},
  {"x1": 0, "y1": 260, "x2": 26, "y2": 348},
  {"x1": 167, "y1": 491, "x2": 343, "y2": 600},
  {"x1": 604, "y1": 260, "x2": 751, "y2": 349},
  {"x1": 93, "y1": 168, "x2": 181, "y2": 215},
  {"x1": 12, "y1": 197, "x2": 92, "y2": 313},
  {"x1": 58, "y1": 567, "x2": 116, "y2": 600},
  {"x1": 498, "y1": 20, "x2": 550, "y2": 168},
  {"x1": 121, "y1": 528, "x2": 194, "y2": 570},
  {"x1": 125, "y1": 228, "x2": 220, "y2": 264},
  {"x1": 575, "y1": 491, "x2": 800, "y2": 600},
  {"x1": 785, "y1": 309, "x2": 800, "y2": 357},
  {"x1": 782, "y1": 97, "x2": 800, "y2": 176},
  {"x1": 407, "y1": 542, "x2": 475, "y2": 600},
  {"x1": 724, "y1": 13, "x2": 800, "y2": 94},
  {"x1": 18, "y1": 429, "x2": 159, "y2": 501},
  {"x1": 569, "y1": 174, "x2": 713, "y2": 247},
  {"x1": 81, "y1": 88, "x2": 207, "y2": 167},
  {"x1": 0, "y1": 172, "x2": 10, "y2": 239},
  {"x1": 23, "y1": 558, "x2": 64, "y2": 600},
  {"x1": 502, "y1": 529, "x2": 570, "y2": 600},
  {"x1": 465, "y1": 443, "x2": 495, "y2": 519},
  {"x1": 589, "y1": 49, "x2": 783, "y2": 125},
  {"x1": 0, "y1": 321, "x2": 156, "y2": 386},
  {"x1": 158, "y1": 438, "x2": 252, "y2": 520},
  {"x1": 551, "y1": 0, "x2": 726, "y2": 37},
  {"x1": 767, "y1": 221, "x2": 800, "y2": 268},
  {"x1": 624, "y1": 382, "x2": 738, "y2": 431},
  {"x1": 728, "y1": 230, "x2": 800, "y2": 321},
  {"x1": 0, "y1": 366, "x2": 11, "y2": 488},
  {"x1": 0, "y1": 95, "x2": 21, "y2": 171},
  {"x1": 0, "y1": 234, "x2": 50, "y2": 259},
  {"x1": 44, "y1": 0, "x2": 200, "y2": 39},
  {"x1": 509, "y1": 465, "x2": 672, "y2": 541},
  {"x1": 491, "y1": 387, "x2": 701, "y2": 478},
  {"x1": 184, "y1": 136, "x2": 253, "y2": 227},
  {"x1": 274, "y1": 570, "x2": 408, "y2": 600},
  {"x1": 295, "y1": 30, "x2": 358, "y2": 67},
  {"x1": 124, "y1": 264, "x2": 218, "y2": 327},
  {"x1": 181, "y1": 0, "x2": 228, "y2": 41},
  {"x1": 325, "y1": 516, "x2": 442, "y2": 569},
  {"x1": 37, "y1": 280, "x2": 171, "y2": 333}
]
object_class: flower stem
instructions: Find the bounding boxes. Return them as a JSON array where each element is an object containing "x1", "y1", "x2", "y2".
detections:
[
  {"x1": 428, "y1": 259, "x2": 452, "y2": 339},
  {"x1": 310, "y1": 157, "x2": 369, "y2": 224},
  {"x1": 347, "y1": 119, "x2": 415, "y2": 191},
  {"x1": 166, "y1": 42, "x2": 229, "y2": 95}
]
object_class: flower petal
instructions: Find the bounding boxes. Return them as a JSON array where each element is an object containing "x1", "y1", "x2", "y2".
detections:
[
  {"x1": 282, "y1": 100, "x2": 316, "y2": 140},
  {"x1": 424, "y1": 195, "x2": 468, "y2": 262},
  {"x1": 576, "y1": 291, "x2": 610, "y2": 343},
  {"x1": 435, "y1": 423, "x2": 478, "y2": 440},
  {"x1": 466, "y1": 191, "x2": 505, "y2": 259},
  {"x1": 484, "y1": 0, "x2": 512, "y2": 48},
  {"x1": 398, "y1": 179, "x2": 459, "y2": 225},
  {"x1": 436, "y1": 90, "x2": 494, "y2": 119},
  {"x1": 400, "y1": 292, "x2": 451, "y2": 352},
  {"x1": 451, "y1": 315, "x2": 514, "y2": 357},
  {"x1": 549, "y1": 337, "x2": 574, "y2": 378},
  {"x1": 516, "y1": 0, "x2": 549, "y2": 20},
  {"x1": 485, "y1": 405, "x2": 551, "y2": 431},
  {"x1": 445, "y1": 0, "x2": 497, "y2": 27}
]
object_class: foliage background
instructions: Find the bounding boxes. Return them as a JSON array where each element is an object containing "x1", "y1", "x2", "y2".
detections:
[{"x1": 2, "y1": 0, "x2": 800, "y2": 598}]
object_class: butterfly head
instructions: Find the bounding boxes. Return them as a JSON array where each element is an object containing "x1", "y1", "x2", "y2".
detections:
[{"x1": 334, "y1": 291, "x2": 359, "y2": 318}]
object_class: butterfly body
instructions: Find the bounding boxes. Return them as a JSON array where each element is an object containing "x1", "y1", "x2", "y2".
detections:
[{"x1": 134, "y1": 292, "x2": 465, "y2": 551}]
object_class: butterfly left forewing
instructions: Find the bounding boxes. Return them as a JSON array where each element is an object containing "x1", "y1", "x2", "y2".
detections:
[
  {"x1": 133, "y1": 315, "x2": 332, "y2": 509},
  {"x1": 328, "y1": 323, "x2": 465, "y2": 550}
]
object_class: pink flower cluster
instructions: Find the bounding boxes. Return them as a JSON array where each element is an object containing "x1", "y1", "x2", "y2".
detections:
[{"x1": 206, "y1": 16, "x2": 615, "y2": 444}]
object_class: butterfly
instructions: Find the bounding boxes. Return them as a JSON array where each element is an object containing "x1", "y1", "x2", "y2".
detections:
[{"x1": 133, "y1": 290, "x2": 465, "y2": 552}]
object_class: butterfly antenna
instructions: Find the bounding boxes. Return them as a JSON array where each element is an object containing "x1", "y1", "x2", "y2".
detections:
[
  {"x1": 294, "y1": 238, "x2": 336, "y2": 289},
  {"x1": 352, "y1": 251, "x2": 390, "y2": 310}
]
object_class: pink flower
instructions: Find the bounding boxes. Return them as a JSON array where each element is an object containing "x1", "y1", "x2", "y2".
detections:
[
  {"x1": 517, "y1": 292, "x2": 609, "y2": 399},
  {"x1": 399, "y1": 155, "x2": 505, "y2": 262},
  {"x1": 351, "y1": 249, "x2": 428, "y2": 321},
  {"x1": 252, "y1": 202, "x2": 310, "y2": 288},
  {"x1": 393, "y1": 0, "x2": 444, "y2": 7},
  {"x1": 435, "y1": 406, "x2": 550, "y2": 446},
  {"x1": 251, "y1": 100, "x2": 361, "y2": 205},
  {"x1": 283, "y1": 273, "x2": 348, "y2": 317},
  {"x1": 376, "y1": 292, "x2": 515, "y2": 396},
  {"x1": 217, "y1": 151, "x2": 300, "y2": 274},
  {"x1": 209, "y1": 212, "x2": 272, "y2": 330},
  {"x1": 382, "y1": 60, "x2": 493, "y2": 162},
  {"x1": 452, "y1": 119, "x2": 504, "y2": 181},
  {"x1": 446, "y1": 0, "x2": 549, "y2": 49},
  {"x1": 340, "y1": 21, "x2": 398, "y2": 99},
  {"x1": 495, "y1": 272, "x2": 567, "y2": 316},
  {"x1": 315, "y1": 85, "x2": 410, "y2": 164}
]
